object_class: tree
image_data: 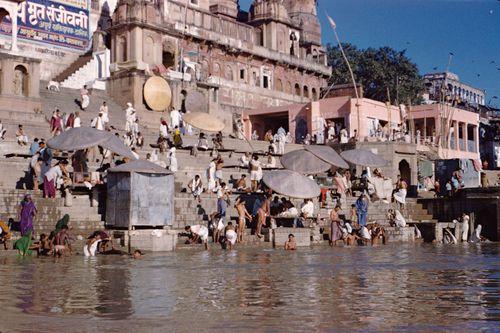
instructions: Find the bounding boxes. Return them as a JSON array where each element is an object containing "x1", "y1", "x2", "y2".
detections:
[{"x1": 326, "y1": 44, "x2": 425, "y2": 105}]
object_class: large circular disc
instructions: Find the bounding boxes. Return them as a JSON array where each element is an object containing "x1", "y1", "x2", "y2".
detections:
[
  {"x1": 183, "y1": 112, "x2": 225, "y2": 132},
  {"x1": 281, "y1": 149, "x2": 331, "y2": 174},
  {"x1": 144, "y1": 76, "x2": 172, "y2": 111}
]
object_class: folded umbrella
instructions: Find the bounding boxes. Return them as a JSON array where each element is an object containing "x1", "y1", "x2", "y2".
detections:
[{"x1": 262, "y1": 169, "x2": 320, "y2": 199}]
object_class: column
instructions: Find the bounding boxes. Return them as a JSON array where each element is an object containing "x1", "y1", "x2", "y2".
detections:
[
  {"x1": 11, "y1": 6, "x2": 17, "y2": 51},
  {"x1": 453, "y1": 120, "x2": 459, "y2": 150},
  {"x1": 423, "y1": 117, "x2": 427, "y2": 141},
  {"x1": 463, "y1": 122, "x2": 468, "y2": 151},
  {"x1": 473, "y1": 125, "x2": 479, "y2": 154}
]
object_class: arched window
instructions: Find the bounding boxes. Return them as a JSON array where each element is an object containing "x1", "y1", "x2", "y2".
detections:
[
  {"x1": 143, "y1": 36, "x2": 154, "y2": 64},
  {"x1": 275, "y1": 79, "x2": 283, "y2": 92},
  {"x1": 118, "y1": 36, "x2": 127, "y2": 62},
  {"x1": 294, "y1": 83, "x2": 301, "y2": 96},
  {"x1": 311, "y1": 88, "x2": 317, "y2": 101},
  {"x1": 13, "y1": 65, "x2": 28, "y2": 96},
  {"x1": 225, "y1": 65, "x2": 234, "y2": 81},
  {"x1": 303, "y1": 86, "x2": 309, "y2": 98},
  {"x1": 212, "y1": 62, "x2": 221, "y2": 76}
]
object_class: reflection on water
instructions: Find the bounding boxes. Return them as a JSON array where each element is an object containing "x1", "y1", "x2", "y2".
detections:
[{"x1": 0, "y1": 244, "x2": 498, "y2": 332}]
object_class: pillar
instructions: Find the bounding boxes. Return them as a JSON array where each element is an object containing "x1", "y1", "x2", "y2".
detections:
[
  {"x1": 423, "y1": 117, "x2": 427, "y2": 141},
  {"x1": 462, "y1": 122, "x2": 468, "y2": 151},
  {"x1": 473, "y1": 124, "x2": 479, "y2": 154},
  {"x1": 11, "y1": 7, "x2": 17, "y2": 51},
  {"x1": 453, "y1": 120, "x2": 459, "y2": 150}
]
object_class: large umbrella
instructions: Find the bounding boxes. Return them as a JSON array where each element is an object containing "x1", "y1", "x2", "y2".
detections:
[
  {"x1": 47, "y1": 127, "x2": 136, "y2": 159},
  {"x1": 182, "y1": 112, "x2": 225, "y2": 132},
  {"x1": 304, "y1": 145, "x2": 349, "y2": 169},
  {"x1": 263, "y1": 170, "x2": 320, "y2": 199},
  {"x1": 340, "y1": 149, "x2": 387, "y2": 167},
  {"x1": 281, "y1": 149, "x2": 331, "y2": 174}
]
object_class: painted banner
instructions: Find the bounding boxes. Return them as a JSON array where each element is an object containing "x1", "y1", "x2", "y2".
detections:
[{"x1": 0, "y1": 0, "x2": 90, "y2": 51}]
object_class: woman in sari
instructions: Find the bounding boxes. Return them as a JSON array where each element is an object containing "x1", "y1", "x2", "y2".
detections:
[{"x1": 18, "y1": 194, "x2": 37, "y2": 237}]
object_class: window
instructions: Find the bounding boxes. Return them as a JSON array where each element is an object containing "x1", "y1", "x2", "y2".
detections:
[
  {"x1": 190, "y1": 0, "x2": 198, "y2": 5},
  {"x1": 263, "y1": 75, "x2": 269, "y2": 89},
  {"x1": 240, "y1": 69, "x2": 245, "y2": 80}
]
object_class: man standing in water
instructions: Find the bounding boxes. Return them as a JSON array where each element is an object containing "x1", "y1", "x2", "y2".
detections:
[
  {"x1": 285, "y1": 234, "x2": 297, "y2": 250},
  {"x1": 355, "y1": 193, "x2": 369, "y2": 227},
  {"x1": 235, "y1": 197, "x2": 252, "y2": 243}
]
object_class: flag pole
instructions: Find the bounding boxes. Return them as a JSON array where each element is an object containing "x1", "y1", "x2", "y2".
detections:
[{"x1": 326, "y1": 13, "x2": 361, "y2": 140}]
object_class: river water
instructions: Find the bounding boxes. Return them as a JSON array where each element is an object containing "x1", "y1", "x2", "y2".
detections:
[{"x1": 0, "y1": 243, "x2": 498, "y2": 332}]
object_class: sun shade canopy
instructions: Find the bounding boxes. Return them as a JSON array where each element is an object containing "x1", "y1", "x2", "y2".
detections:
[
  {"x1": 281, "y1": 149, "x2": 331, "y2": 174},
  {"x1": 182, "y1": 112, "x2": 225, "y2": 132},
  {"x1": 304, "y1": 145, "x2": 349, "y2": 169},
  {"x1": 47, "y1": 127, "x2": 137, "y2": 159},
  {"x1": 340, "y1": 149, "x2": 387, "y2": 167},
  {"x1": 262, "y1": 169, "x2": 321, "y2": 199}
]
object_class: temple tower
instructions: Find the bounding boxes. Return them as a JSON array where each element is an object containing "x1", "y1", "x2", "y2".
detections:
[
  {"x1": 210, "y1": 0, "x2": 239, "y2": 19},
  {"x1": 282, "y1": 0, "x2": 321, "y2": 46}
]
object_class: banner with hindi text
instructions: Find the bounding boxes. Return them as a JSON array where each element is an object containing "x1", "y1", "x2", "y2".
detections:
[{"x1": 0, "y1": 0, "x2": 90, "y2": 51}]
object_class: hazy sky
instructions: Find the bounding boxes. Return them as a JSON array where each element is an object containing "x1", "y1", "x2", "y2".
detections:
[{"x1": 239, "y1": 0, "x2": 500, "y2": 106}]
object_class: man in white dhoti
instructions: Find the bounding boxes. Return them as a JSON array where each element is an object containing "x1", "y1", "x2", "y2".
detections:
[{"x1": 170, "y1": 109, "x2": 181, "y2": 129}]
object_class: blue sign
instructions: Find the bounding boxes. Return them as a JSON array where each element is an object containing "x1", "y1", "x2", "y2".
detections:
[{"x1": 0, "y1": 0, "x2": 90, "y2": 51}]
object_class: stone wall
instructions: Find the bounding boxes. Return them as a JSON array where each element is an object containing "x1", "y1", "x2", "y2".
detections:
[
  {"x1": 419, "y1": 187, "x2": 500, "y2": 241},
  {"x1": 272, "y1": 227, "x2": 311, "y2": 247},
  {"x1": 385, "y1": 226, "x2": 415, "y2": 243}
]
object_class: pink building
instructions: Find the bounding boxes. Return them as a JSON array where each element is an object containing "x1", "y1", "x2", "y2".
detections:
[
  {"x1": 243, "y1": 96, "x2": 481, "y2": 161},
  {"x1": 243, "y1": 96, "x2": 401, "y2": 142},
  {"x1": 409, "y1": 104, "x2": 480, "y2": 160}
]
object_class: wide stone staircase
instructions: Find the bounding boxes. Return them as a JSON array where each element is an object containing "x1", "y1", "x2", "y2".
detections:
[{"x1": 0, "y1": 84, "x2": 439, "y2": 244}]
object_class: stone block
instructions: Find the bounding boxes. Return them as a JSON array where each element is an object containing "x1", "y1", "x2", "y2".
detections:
[
  {"x1": 128, "y1": 229, "x2": 177, "y2": 252},
  {"x1": 272, "y1": 227, "x2": 311, "y2": 248},
  {"x1": 385, "y1": 226, "x2": 415, "y2": 243}
]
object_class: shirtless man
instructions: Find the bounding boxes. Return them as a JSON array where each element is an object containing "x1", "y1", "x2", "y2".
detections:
[
  {"x1": 256, "y1": 194, "x2": 270, "y2": 238},
  {"x1": 225, "y1": 222, "x2": 237, "y2": 250},
  {"x1": 235, "y1": 197, "x2": 252, "y2": 243},
  {"x1": 371, "y1": 225, "x2": 386, "y2": 245},
  {"x1": 284, "y1": 234, "x2": 297, "y2": 250},
  {"x1": 52, "y1": 225, "x2": 71, "y2": 257},
  {"x1": 235, "y1": 174, "x2": 248, "y2": 192},
  {"x1": 329, "y1": 205, "x2": 343, "y2": 246}
]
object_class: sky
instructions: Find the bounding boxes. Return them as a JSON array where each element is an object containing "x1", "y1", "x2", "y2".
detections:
[{"x1": 239, "y1": 0, "x2": 500, "y2": 106}]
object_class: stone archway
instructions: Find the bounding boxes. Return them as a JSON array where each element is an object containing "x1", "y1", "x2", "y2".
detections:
[
  {"x1": 14, "y1": 64, "x2": 28, "y2": 96},
  {"x1": 399, "y1": 159, "x2": 411, "y2": 187}
]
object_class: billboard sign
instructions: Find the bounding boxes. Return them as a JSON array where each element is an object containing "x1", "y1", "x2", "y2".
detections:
[{"x1": 0, "y1": 0, "x2": 90, "y2": 51}]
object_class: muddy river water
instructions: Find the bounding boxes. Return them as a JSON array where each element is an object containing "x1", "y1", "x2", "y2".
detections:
[{"x1": 0, "y1": 243, "x2": 498, "y2": 332}]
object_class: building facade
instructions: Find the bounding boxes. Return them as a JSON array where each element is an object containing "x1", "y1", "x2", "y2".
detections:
[
  {"x1": 107, "y1": 0, "x2": 331, "y2": 127},
  {"x1": 423, "y1": 72, "x2": 485, "y2": 107}
]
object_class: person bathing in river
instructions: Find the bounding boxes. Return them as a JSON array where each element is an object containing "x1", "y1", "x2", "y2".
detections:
[
  {"x1": 330, "y1": 205, "x2": 343, "y2": 246},
  {"x1": 285, "y1": 234, "x2": 297, "y2": 250},
  {"x1": 53, "y1": 225, "x2": 71, "y2": 257},
  {"x1": 185, "y1": 225, "x2": 209, "y2": 250},
  {"x1": 224, "y1": 222, "x2": 237, "y2": 250},
  {"x1": 235, "y1": 197, "x2": 252, "y2": 243}
]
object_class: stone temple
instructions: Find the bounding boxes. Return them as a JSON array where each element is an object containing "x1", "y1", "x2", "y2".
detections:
[
  {"x1": 108, "y1": 0, "x2": 331, "y2": 125},
  {"x1": 0, "y1": 0, "x2": 331, "y2": 128}
]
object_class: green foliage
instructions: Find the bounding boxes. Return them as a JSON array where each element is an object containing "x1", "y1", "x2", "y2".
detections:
[{"x1": 326, "y1": 43, "x2": 425, "y2": 105}]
